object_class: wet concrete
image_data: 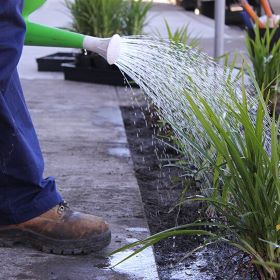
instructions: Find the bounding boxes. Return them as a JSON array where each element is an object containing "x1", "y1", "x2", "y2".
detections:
[{"x1": 0, "y1": 80, "x2": 158, "y2": 280}]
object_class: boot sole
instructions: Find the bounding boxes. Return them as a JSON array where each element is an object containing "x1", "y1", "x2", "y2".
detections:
[{"x1": 0, "y1": 228, "x2": 111, "y2": 255}]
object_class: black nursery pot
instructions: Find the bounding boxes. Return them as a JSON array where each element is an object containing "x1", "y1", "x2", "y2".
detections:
[
  {"x1": 247, "y1": 27, "x2": 280, "y2": 51},
  {"x1": 36, "y1": 52, "x2": 76, "y2": 72},
  {"x1": 62, "y1": 52, "x2": 138, "y2": 87}
]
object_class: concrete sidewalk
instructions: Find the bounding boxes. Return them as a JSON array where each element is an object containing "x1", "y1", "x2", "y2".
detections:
[{"x1": 0, "y1": 80, "x2": 158, "y2": 280}]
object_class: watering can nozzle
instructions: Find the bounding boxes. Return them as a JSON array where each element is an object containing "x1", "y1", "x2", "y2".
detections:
[{"x1": 83, "y1": 34, "x2": 121, "y2": 65}]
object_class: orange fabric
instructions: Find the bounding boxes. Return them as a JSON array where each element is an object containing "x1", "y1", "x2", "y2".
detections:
[
  {"x1": 240, "y1": 0, "x2": 265, "y2": 28},
  {"x1": 260, "y1": 0, "x2": 273, "y2": 17}
]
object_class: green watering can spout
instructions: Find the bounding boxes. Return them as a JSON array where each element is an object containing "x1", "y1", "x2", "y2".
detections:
[
  {"x1": 22, "y1": 0, "x2": 46, "y2": 18},
  {"x1": 23, "y1": 0, "x2": 121, "y2": 65}
]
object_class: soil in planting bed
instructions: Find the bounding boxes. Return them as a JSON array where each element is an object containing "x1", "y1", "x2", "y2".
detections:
[{"x1": 121, "y1": 105, "x2": 257, "y2": 280}]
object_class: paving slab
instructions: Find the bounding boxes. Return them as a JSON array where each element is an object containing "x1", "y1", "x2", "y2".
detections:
[
  {"x1": 270, "y1": 0, "x2": 280, "y2": 14},
  {"x1": 0, "y1": 80, "x2": 158, "y2": 280}
]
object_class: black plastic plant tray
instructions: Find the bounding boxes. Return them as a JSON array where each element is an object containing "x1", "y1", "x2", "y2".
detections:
[
  {"x1": 36, "y1": 52, "x2": 76, "y2": 72},
  {"x1": 62, "y1": 62, "x2": 138, "y2": 87}
]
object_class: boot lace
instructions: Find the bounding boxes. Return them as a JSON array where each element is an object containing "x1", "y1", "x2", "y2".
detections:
[{"x1": 57, "y1": 201, "x2": 69, "y2": 215}]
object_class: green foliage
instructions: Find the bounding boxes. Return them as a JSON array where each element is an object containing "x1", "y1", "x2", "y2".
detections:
[
  {"x1": 246, "y1": 26, "x2": 280, "y2": 106},
  {"x1": 111, "y1": 71, "x2": 280, "y2": 279},
  {"x1": 123, "y1": 0, "x2": 152, "y2": 35},
  {"x1": 185, "y1": 77, "x2": 280, "y2": 279},
  {"x1": 65, "y1": 0, "x2": 123, "y2": 37},
  {"x1": 156, "y1": 19, "x2": 199, "y2": 48},
  {"x1": 65, "y1": 0, "x2": 152, "y2": 37}
]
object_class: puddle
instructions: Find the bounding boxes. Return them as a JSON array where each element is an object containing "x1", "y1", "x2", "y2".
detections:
[
  {"x1": 126, "y1": 227, "x2": 149, "y2": 233},
  {"x1": 93, "y1": 106, "x2": 123, "y2": 126},
  {"x1": 169, "y1": 250, "x2": 212, "y2": 280},
  {"x1": 108, "y1": 146, "x2": 130, "y2": 158},
  {"x1": 109, "y1": 247, "x2": 159, "y2": 280}
]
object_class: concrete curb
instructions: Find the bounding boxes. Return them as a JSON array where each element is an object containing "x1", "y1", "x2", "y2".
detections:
[{"x1": 0, "y1": 80, "x2": 159, "y2": 280}]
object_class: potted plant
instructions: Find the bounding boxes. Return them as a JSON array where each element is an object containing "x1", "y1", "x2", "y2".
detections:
[
  {"x1": 36, "y1": 0, "x2": 151, "y2": 85},
  {"x1": 60, "y1": 0, "x2": 151, "y2": 86},
  {"x1": 246, "y1": 25, "x2": 280, "y2": 115}
]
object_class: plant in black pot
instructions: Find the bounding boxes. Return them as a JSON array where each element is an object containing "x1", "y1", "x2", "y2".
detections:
[
  {"x1": 246, "y1": 24, "x2": 280, "y2": 116},
  {"x1": 63, "y1": 0, "x2": 152, "y2": 86}
]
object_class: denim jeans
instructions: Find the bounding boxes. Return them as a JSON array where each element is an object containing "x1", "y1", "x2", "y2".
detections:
[{"x1": 0, "y1": 0, "x2": 62, "y2": 225}]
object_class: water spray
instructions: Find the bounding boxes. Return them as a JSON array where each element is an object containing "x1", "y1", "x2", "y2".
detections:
[{"x1": 23, "y1": 0, "x2": 121, "y2": 65}]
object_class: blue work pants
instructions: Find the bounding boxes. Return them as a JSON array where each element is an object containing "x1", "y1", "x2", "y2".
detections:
[{"x1": 0, "y1": 0, "x2": 62, "y2": 225}]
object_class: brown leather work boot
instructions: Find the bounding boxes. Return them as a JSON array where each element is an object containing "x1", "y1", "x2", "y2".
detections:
[{"x1": 0, "y1": 201, "x2": 111, "y2": 255}]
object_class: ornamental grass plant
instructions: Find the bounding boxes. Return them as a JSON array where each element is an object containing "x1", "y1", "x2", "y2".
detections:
[
  {"x1": 123, "y1": 0, "x2": 152, "y2": 35},
  {"x1": 158, "y1": 20, "x2": 199, "y2": 47},
  {"x1": 184, "y1": 77, "x2": 280, "y2": 279},
  {"x1": 112, "y1": 69, "x2": 280, "y2": 279},
  {"x1": 65, "y1": 0, "x2": 152, "y2": 37},
  {"x1": 246, "y1": 26, "x2": 280, "y2": 113}
]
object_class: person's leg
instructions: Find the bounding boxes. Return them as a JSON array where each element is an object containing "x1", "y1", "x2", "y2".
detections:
[
  {"x1": 0, "y1": 1, "x2": 111, "y2": 254},
  {"x1": 0, "y1": 0, "x2": 62, "y2": 226},
  {"x1": 0, "y1": 72, "x2": 111, "y2": 254},
  {"x1": 0, "y1": 71, "x2": 63, "y2": 225}
]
